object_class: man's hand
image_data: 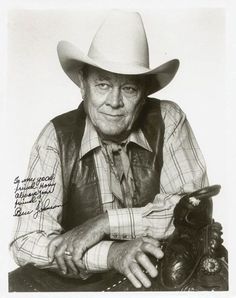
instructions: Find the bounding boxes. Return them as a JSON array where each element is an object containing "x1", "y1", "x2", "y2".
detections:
[
  {"x1": 48, "y1": 213, "x2": 109, "y2": 275},
  {"x1": 107, "y1": 236, "x2": 164, "y2": 288}
]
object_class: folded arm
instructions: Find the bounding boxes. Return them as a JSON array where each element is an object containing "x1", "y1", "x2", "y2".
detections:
[
  {"x1": 10, "y1": 122, "x2": 113, "y2": 277},
  {"x1": 108, "y1": 101, "x2": 209, "y2": 241}
]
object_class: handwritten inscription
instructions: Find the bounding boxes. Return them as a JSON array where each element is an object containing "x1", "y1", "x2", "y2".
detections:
[{"x1": 13, "y1": 175, "x2": 63, "y2": 218}]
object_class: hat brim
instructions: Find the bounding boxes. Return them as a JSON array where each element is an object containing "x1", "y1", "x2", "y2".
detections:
[{"x1": 57, "y1": 41, "x2": 179, "y2": 95}]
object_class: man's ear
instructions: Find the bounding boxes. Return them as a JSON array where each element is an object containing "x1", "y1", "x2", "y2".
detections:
[{"x1": 78, "y1": 70, "x2": 86, "y2": 99}]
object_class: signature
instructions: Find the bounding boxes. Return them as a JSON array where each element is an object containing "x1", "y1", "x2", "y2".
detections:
[
  {"x1": 14, "y1": 207, "x2": 33, "y2": 217},
  {"x1": 33, "y1": 199, "x2": 64, "y2": 219},
  {"x1": 13, "y1": 175, "x2": 63, "y2": 218}
]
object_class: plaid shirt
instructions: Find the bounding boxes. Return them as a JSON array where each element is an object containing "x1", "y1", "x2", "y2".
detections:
[{"x1": 10, "y1": 100, "x2": 208, "y2": 273}]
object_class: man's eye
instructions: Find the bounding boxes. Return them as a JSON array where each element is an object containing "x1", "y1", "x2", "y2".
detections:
[
  {"x1": 122, "y1": 86, "x2": 137, "y2": 94},
  {"x1": 97, "y1": 83, "x2": 110, "y2": 90}
]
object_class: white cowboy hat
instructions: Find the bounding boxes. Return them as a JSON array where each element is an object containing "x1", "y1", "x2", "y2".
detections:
[{"x1": 57, "y1": 10, "x2": 179, "y2": 95}]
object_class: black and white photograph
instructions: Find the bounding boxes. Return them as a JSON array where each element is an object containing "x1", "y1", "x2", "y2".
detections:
[{"x1": 1, "y1": 0, "x2": 236, "y2": 296}]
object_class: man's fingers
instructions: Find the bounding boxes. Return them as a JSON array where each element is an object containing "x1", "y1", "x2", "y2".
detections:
[
  {"x1": 141, "y1": 242, "x2": 164, "y2": 260},
  {"x1": 55, "y1": 256, "x2": 67, "y2": 275},
  {"x1": 71, "y1": 247, "x2": 86, "y2": 270},
  {"x1": 48, "y1": 236, "x2": 63, "y2": 261},
  {"x1": 130, "y1": 261, "x2": 151, "y2": 288},
  {"x1": 135, "y1": 251, "x2": 158, "y2": 278},
  {"x1": 54, "y1": 242, "x2": 68, "y2": 274},
  {"x1": 142, "y1": 236, "x2": 160, "y2": 248},
  {"x1": 125, "y1": 269, "x2": 142, "y2": 289},
  {"x1": 64, "y1": 255, "x2": 78, "y2": 275}
]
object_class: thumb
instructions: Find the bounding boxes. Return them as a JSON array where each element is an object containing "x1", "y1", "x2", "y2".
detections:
[{"x1": 48, "y1": 236, "x2": 63, "y2": 262}]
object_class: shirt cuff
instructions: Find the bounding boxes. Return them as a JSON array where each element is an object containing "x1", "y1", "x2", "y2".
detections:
[
  {"x1": 83, "y1": 241, "x2": 114, "y2": 272},
  {"x1": 108, "y1": 208, "x2": 145, "y2": 240},
  {"x1": 107, "y1": 195, "x2": 181, "y2": 241}
]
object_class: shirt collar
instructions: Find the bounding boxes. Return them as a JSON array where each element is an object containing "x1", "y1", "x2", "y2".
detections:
[{"x1": 79, "y1": 117, "x2": 152, "y2": 159}]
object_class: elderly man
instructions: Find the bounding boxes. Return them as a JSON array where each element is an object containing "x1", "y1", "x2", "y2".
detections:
[{"x1": 10, "y1": 10, "x2": 210, "y2": 290}]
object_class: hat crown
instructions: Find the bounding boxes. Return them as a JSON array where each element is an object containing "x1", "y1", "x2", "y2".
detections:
[{"x1": 88, "y1": 10, "x2": 149, "y2": 69}]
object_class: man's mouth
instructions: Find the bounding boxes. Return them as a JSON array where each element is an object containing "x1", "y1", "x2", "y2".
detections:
[{"x1": 101, "y1": 113, "x2": 124, "y2": 119}]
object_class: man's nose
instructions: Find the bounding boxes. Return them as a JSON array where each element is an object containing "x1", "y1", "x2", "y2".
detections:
[{"x1": 105, "y1": 87, "x2": 124, "y2": 108}]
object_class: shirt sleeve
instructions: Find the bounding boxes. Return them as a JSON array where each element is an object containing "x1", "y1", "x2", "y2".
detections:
[
  {"x1": 10, "y1": 122, "x2": 112, "y2": 273},
  {"x1": 108, "y1": 100, "x2": 209, "y2": 240}
]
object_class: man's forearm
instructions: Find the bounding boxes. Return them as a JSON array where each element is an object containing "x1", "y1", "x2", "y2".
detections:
[
  {"x1": 11, "y1": 231, "x2": 114, "y2": 276},
  {"x1": 45, "y1": 213, "x2": 112, "y2": 276}
]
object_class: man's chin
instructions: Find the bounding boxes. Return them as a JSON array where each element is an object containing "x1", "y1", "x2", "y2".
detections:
[{"x1": 98, "y1": 128, "x2": 130, "y2": 142}]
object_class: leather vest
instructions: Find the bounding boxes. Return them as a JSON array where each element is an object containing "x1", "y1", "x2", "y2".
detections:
[{"x1": 52, "y1": 98, "x2": 164, "y2": 231}]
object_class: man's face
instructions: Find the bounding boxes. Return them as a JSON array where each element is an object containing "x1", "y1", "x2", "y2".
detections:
[{"x1": 80, "y1": 66, "x2": 146, "y2": 142}]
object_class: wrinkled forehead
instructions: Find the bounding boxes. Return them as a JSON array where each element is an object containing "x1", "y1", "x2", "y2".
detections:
[{"x1": 85, "y1": 65, "x2": 145, "y2": 85}]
